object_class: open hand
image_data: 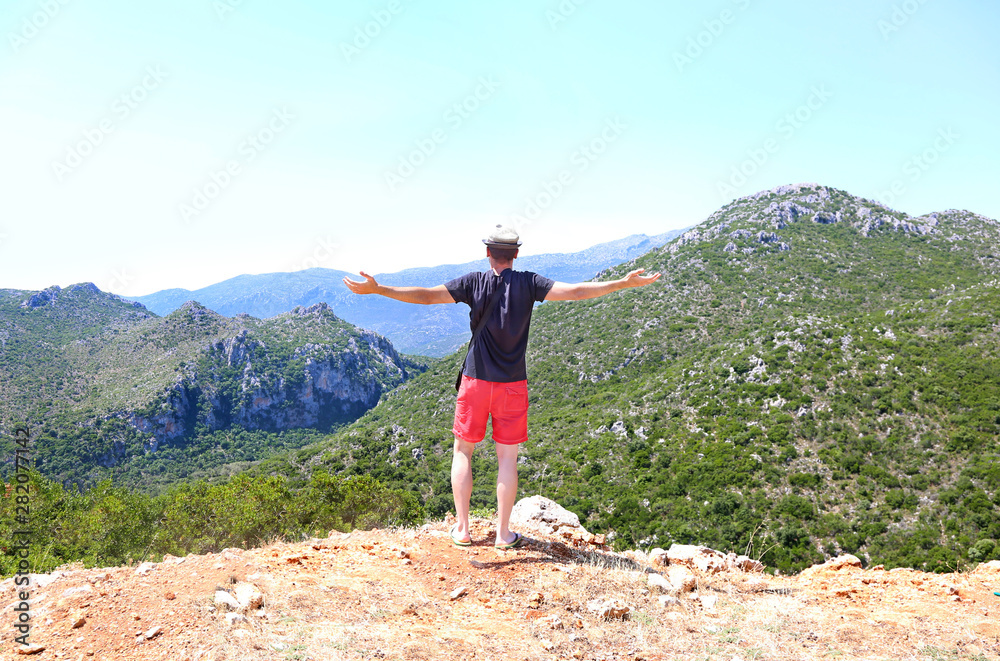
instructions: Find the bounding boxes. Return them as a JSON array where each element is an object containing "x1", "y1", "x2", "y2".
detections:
[
  {"x1": 622, "y1": 268, "x2": 662, "y2": 288},
  {"x1": 342, "y1": 271, "x2": 380, "y2": 295}
]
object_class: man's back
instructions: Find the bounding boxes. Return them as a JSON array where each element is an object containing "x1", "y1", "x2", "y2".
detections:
[{"x1": 445, "y1": 268, "x2": 554, "y2": 383}]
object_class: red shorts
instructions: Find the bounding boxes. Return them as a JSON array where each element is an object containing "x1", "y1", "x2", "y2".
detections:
[{"x1": 453, "y1": 376, "x2": 529, "y2": 445}]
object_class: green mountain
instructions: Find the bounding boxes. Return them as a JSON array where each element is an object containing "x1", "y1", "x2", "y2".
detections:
[
  {"x1": 0, "y1": 286, "x2": 423, "y2": 490},
  {"x1": 128, "y1": 231, "x2": 687, "y2": 356},
  {"x1": 252, "y1": 183, "x2": 1000, "y2": 573}
]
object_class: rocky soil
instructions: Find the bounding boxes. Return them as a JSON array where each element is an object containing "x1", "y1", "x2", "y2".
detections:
[{"x1": 2, "y1": 503, "x2": 998, "y2": 660}]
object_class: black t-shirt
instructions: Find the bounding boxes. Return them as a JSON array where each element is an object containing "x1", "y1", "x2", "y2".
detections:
[{"x1": 445, "y1": 268, "x2": 555, "y2": 383}]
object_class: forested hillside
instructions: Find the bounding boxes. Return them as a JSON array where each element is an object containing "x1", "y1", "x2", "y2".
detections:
[
  {"x1": 254, "y1": 183, "x2": 1000, "y2": 573},
  {"x1": 0, "y1": 288, "x2": 422, "y2": 490}
]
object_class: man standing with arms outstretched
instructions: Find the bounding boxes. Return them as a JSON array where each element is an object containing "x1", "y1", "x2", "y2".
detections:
[{"x1": 343, "y1": 225, "x2": 661, "y2": 548}]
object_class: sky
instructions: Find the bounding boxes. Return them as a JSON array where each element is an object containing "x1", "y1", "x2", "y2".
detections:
[{"x1": 1, "y1": 0, "x2": 997, "y2": 296}]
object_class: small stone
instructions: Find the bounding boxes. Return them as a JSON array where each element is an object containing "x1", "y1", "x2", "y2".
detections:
[
  {"x1": 540, "y1": 615, "x2": 564, "y2": 629},
  {"x1": 214, "y1": 590, "x2": 240, "y2": 611},
  {"x1": 234, "y1": 583, "x2": 264, "y2": 611},
  {"x1": 144, "y1": 626, "x2": 162, "y2": 640},
  {"x1": 658, "y1": 595, "x2": 681, "y2": 608},
  {"x1": 449, "y1": 586, "x2": 468, "y2": 601},
  {"x1": 164, "y1": 591, "x2": 176, "y2": 600},
  {"x1": 827, "y1": 555, "x2": 863, "y2": 570},
  {"x1": 667, "y1": 565, "x2": 697, "y2": 593},
  {"x1": 226, "y1": 613, "x2": 247, "y2": 625},
  {"x1": 540, "y1": 639, "x2": 555, "y2": 651},
  {"x1": 700, "y1": 594, "x2": 718, "y2": 610},
  {"x1": 528, "y1": 591, "x2": 544, "y2": 605},
  {"x1": 730, "y1": 555, "x2": 765, "y2": 573},
  {"x1": 135, "y1": 562, "x2": 156, "y2": 576},
  {"x1": 586, "y1": 598, "x2": 630, "y2": 620},
  {"x1": 666, "y1": 544, "x2": 727, "y2": 574},
  {"x1": 70, "y1": 612, "x2": 87, "y2": 629},
  {"x1": 15, "y1": 644, "x2": 46, "y2": 655},
  {"x1": 649, "y1": 548, "x2": 668, "y2": 566},
  {"x1": 647, "y1": 573, "x2": 672, "y2": 593},
  {"x1": 61, "y1": 585, "x2": 94, "y2": 599}
]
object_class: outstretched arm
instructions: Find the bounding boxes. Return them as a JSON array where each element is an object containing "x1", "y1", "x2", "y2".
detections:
[
  {"x1": 545, "y1": 268, "x2": 661, "y2": 302},
  {"x1": 342, "y1": 271, "x2": 454, "y2": 305}
]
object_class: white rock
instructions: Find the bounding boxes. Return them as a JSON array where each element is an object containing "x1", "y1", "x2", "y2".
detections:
[
  {"x1": 510, "y1": 495, "x2": 589, "y2": 537},
  {"x1": 647, "y1": 573, "x2": 672, "y2": 593},
  {"x1": 666, "y1": 544, "x2": 727, "y2": 574},
  {"x1": 729, "y1": 554, "x2": 765, "y2": 573},
  {"x1": 60, "y1": 585, "x2": 94, "y2": 599},
  {"x1": 667, "y1": 566, "x2": 697, "y2": 593},
  {"x1": 135, "y1": 562, "x2": 156, "y2": 576},
  {"x1": 586, "y1": 598, "x2": 630, "y2": 620},
  {"x1": 802, "y1": 554, "x2": 862, "y2": 576},
  {"x1": 28, "y1": 572, "x2": 66, "y2": 589},
  {"x1": 649, "y1": 548, "x2": 668, "y2": 566},
  {"x1": 214, "y1": 590, "x2": 241, "y2": 611},
  {"x1": 233, "y1": 583, "x2": 264, "y2": 611}
]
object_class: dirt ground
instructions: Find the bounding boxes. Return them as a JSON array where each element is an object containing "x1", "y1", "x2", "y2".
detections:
[{"x1": 1, "y1": 518, "x2": 999, "y2": 660}]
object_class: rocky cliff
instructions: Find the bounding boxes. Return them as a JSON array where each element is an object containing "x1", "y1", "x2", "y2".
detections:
[{"x1": 0, "y1": 290, "x2": 423, "y2": 486}]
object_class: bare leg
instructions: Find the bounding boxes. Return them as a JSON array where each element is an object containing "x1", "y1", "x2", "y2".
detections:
[
  {"x1": 451, "y1": 437, "x2": 475, "y2": 543},
  {"x1": 495, "y1": 442, "x2": 519, "y2": 545}
]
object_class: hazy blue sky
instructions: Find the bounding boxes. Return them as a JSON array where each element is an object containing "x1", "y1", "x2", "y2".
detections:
[{"x1": 2, "y1": 0, "x2": 997, "y2": 295}]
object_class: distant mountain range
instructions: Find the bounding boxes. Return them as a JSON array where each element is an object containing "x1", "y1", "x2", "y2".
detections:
[{"x1": 127, "y1": 231, "x2": 688, "y2": 356}]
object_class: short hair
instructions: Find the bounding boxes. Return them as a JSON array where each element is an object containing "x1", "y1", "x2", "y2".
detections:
[{"x1": 488, "y1": 246, "x2": 518, "y2": 262}]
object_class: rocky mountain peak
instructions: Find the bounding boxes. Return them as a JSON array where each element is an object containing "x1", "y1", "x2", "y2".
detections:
[
  {"x1": 665, "y1": 183, "x2": 992, "y2": 258},
  {"x1": 19, "y1": 285, "x2": 62, "y2": 309}
]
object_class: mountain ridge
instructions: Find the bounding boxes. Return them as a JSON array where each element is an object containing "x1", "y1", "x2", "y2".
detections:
[{"x1": 126, "y1": 231, "x2": 688, "y2": 356}]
